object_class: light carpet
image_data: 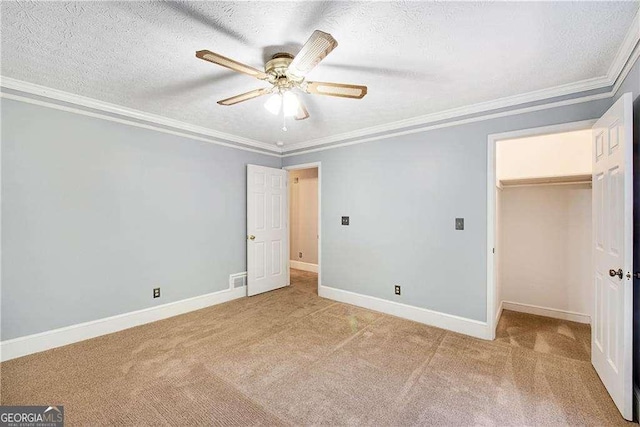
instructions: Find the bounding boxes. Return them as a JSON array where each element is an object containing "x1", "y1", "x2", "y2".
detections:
[{"x1": 0, "y1": 270, "x2": 630, "y2": 425}]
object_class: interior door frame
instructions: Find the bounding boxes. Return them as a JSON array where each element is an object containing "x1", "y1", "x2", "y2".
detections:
[
  {"x1": 486, "y1": 119, "x2": 597, "y2": 339},
  {"x1": 283, "y1": 162, "x2": 322, "y2": 290}
]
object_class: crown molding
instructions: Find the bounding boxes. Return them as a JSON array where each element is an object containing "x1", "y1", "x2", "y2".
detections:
[
  {"x1": 2, "y1": 8, "x2": 637, "y2": 158},
  {"x1": 607, "y1": 7, "x2": 640, "y2": 84},
  {"x1": 612, "y1": 25, "x2": 640, "y2": 96},
  {"x1": 282, "y1": 91, "x2": 612, "y2": 157},
  {"x1": 0, "y1": 91, "x2": 282, "y2": 157},
  {"x1": 282, "y1": 76, "x2": 612, "y2": 153},
  {"x1": 0, "y1": 77, "x2": 281, "y2": 154}
]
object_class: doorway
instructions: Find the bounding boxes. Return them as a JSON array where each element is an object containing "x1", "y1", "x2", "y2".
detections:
[
  {"x1": 487, "y1": 93, "x2": 634, "y2": 420},
  {"x1": 284, "y1": 162, "x2": 321, "y2": 293},
  {"x1": 486, "y1": 119, "x2": 597, "y2": 337},
  {"x1": 495, "y1": 127, "x2": 593, "y2": 326}
]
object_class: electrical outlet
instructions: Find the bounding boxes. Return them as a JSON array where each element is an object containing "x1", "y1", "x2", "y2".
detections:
[
  {"x1": 153, "y1": 287, "x2": 160, "y2": 298},
  {"x1": 395, "y1": 285, "x2": 401, "y2": 295},
  {"x1": 299, "y1": 252, "x2": 303, "y2": 259},
  {"x1": 342, "y1": 216, "x2": 350, "y2": 225}
]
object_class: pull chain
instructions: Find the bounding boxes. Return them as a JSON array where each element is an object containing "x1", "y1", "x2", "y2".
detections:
[{"x1": 282, "y1": 108, "x2": 287, "y2": 132}]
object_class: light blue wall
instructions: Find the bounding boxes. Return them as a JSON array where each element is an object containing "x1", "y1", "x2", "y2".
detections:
[
  {"x1": 1, "y1": 99, "x2": 280, "y2": 340},
  {"x1": 3, "y1": 58, "x2": 638, "y2": 339},
  {"x1": 284, "y1": 97, "x2": 618, "y2": 322}
]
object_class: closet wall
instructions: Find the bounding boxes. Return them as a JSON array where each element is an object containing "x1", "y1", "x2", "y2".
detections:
[
  {"x1": 497, "y1": 129, "x2": 592, "y2": 183},
  {"x1": 499, "y1": 185, "x2": 592, "y2": 320}
]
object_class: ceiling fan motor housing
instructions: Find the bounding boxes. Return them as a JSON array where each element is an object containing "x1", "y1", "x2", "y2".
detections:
[
  {"x1": 195, "y1": 30, "x2": 367, "y2": 113},
  {"x1": 266, "y1": 53, "x2": 294, "y2": 76}
]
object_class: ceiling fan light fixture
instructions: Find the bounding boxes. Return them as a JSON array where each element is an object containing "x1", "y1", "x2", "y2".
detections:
[
  {"x1": 197, "y1": 28, "x2": 367, "y2": 124},
  {"x1": 264, "y1": 94, "x2": 282, "y2": 115},
  {"x1": 282, "y1": 91, "x2": 300, "y2": 117}
]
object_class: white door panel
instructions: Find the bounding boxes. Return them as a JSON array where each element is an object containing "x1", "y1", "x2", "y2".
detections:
[
  {"x1": 247, "y1": 164, "x2": 288, "y2": 296},
  {"x1": 591, "y1": 93, "x2": 633, "y2": 420}
]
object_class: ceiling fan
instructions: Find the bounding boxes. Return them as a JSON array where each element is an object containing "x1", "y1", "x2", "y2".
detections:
[{"x1": 195, "y1": 30, "x2": 368, "y2": 125}]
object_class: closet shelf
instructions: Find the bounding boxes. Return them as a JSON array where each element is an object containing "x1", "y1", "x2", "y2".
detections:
[{"x1": 500, "y1": 174, "x2": 592, "y2": 187}]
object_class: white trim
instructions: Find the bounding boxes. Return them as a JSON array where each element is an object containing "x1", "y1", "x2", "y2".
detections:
[
  {"x1": 1, "y1": 9, "x2": 637, "y2": 159},
  {"x1": 612, "y1": 38, "x2": 640, "y2": 96},
  {"x1": 283, "y1": 162, "x2": 323, "y2": 170},
  {"x1": 289, "y1": 260, "x2": 318, "y2": 273},
  {"x1": 228, "y1": 271, "x2": 247, "y2": 289},
  {"x1": 282, "y1": 92, "x2": 611, "y2": 157},
  {"x1": 487, "y1": 119, "x2": 599, "y2": 146},
  {"x1": 501, "y1": 301, "x2": 591, "y2": 325},
  {"x1": 486, "y1": 119, "x2": 597, "y2": 340},
  {"x1": 608, "y1": 8, "x2": 640, "y2": 86},
  {"x1": 284, "y1": 85, "x2": 610, "y2": 154},
  {"x1": 3, "y1": 81, "x2": 618, "y2": 160},
  {"x1": 1, "y1": 81, "x2": 611, "y2": 160},
  {"x1": 495, "y1": 300, "x2": 504, "y2": 327},
  {"x1": 487, "y1": 130, "x2": 497, "y2": 341},
  {"x1": 319, "y1": 285, "x2": 490, "y2": 340},
  {"x1": 0, "y1": 92, "x2": 281, "y2": 158},
  {"x1": 0, "y1": 77, "x2": 279, "y2": 154},
  {"x1": 0, "y1": 286, "x2": 246, "y2": 362},
  {"x1": 283, "y1": 162, "x2": 322, "y2": 290}
]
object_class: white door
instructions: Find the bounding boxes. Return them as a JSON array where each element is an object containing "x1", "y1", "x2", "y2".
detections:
[
  {"x1": 247, "y1": 164, "x2": 289, "y2": 296},
  {"x1": 591, "y1": 92, "x2": 633, "y2": 420}
]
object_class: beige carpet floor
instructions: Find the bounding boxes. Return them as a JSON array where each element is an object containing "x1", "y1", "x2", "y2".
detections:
[{"x1": 0, "y1": 269, "x2": 630, "y2": 426}]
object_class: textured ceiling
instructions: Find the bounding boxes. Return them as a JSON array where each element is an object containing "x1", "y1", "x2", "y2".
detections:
[{"x1": 1, "y1": 1, "x2": 637, "y2": 147}]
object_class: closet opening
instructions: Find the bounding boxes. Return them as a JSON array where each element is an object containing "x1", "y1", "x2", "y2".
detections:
[{"x1": 490, "y1": 124, "x2": 594, "y2": 334}]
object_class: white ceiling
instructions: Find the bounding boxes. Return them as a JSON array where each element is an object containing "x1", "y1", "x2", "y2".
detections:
[{"x1": 1, "y1": 1, "x2": 638, "y2": 148}]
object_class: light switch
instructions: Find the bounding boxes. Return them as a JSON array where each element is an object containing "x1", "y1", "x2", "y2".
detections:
[{"x1": 455, "y1": 218, "x2": 464, "y2": 230}]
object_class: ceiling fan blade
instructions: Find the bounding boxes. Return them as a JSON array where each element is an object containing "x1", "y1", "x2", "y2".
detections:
[
  {"x1": 287, "y1": 30, "x2": 338, "y2": 77},
  {"x1": 217, "y1": 88, "x2": 271, "y2": 106},
  {"x1": 295, "y1": 102, "x2": 310, "y2": 120},
  {"x1": 196, "y1": 50, "x2": 268, "y2": 80},
  {"x1": 305, "y1": 81, "x2": 367, "y2": 99}
]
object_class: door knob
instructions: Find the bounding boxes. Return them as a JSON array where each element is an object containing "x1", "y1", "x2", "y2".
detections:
[
  {"x1": 609, "y1": 268, "x2": 623, "y2": 279},
  {"x1": 248, "y1": 235, "x2": 255, "y2": 240}
]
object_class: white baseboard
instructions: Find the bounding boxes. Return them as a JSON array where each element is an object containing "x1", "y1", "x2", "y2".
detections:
[
  {"x1": 501, "y1": 301, "x2": 591, "y2": 324},
  {"x1": 495, "y1": 300, "x2": 504, "y2": 325},
  {"x1": 290, "y1": 260, "x2": 318, "y2": 273},
  {"x1": 318, "y1": 285, "x2": 490, "y2": 340},
  {"x1": 0, "y1": 286, "x2": 246, "y2": 362}
]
